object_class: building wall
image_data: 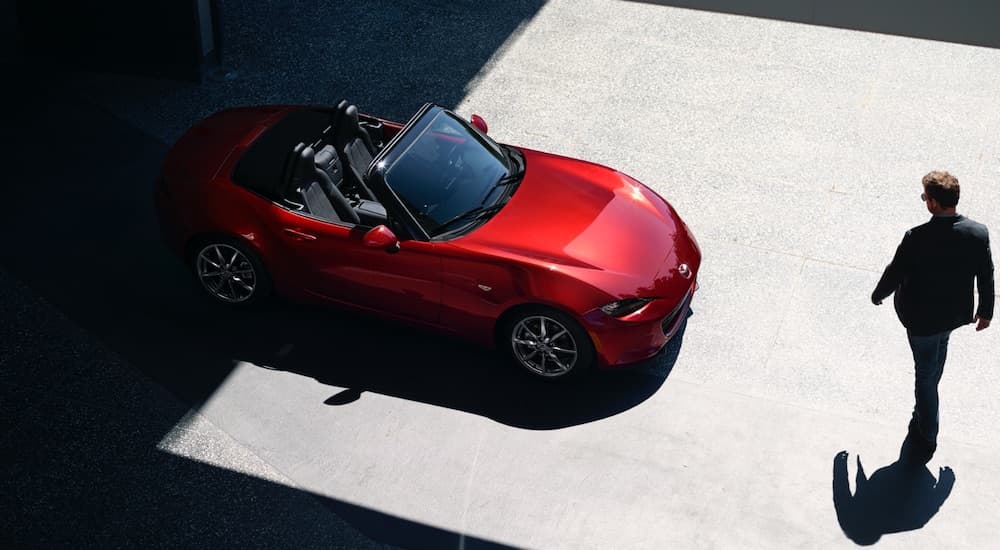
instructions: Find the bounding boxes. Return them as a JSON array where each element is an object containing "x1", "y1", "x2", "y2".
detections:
[{"x1": 15, "y1": 0, "x2": 210, "y2": 81}]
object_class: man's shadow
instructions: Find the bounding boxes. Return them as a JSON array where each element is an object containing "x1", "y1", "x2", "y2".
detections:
[{"x1": 832, "y1": 438, "x2": 955, "y2": 545}]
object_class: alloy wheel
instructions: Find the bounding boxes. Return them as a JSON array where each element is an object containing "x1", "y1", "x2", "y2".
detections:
[
  {"x1": 196, "y1": 243, "x2": 257, "y2": 303},
  {"x1": 511, "y1": 315, "x2": 579, "y2": 377}
]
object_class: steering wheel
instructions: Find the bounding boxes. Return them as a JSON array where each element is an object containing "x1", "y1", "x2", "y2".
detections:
[{"x1": 441, "y1": 143, "x2": 463, "y2": 189}]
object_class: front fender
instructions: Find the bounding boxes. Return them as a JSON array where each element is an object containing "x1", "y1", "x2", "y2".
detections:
[{"x1": 439, "y1": 250, "x2": 611, "y2": 348}]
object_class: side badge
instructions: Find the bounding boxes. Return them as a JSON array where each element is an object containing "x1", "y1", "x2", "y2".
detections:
[{"x1": 478, "y1": 284, "x2": 493, "y2": 292}]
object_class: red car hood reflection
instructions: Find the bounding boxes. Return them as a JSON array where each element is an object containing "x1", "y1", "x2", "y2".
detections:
[{"x1": 461, "y1": 148, "x2": 681, "y2": 284}]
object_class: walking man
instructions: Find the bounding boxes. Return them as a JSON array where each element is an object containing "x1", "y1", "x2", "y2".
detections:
[{"x1": 871, "y1": 171, "x2": 994, "y2": 459}]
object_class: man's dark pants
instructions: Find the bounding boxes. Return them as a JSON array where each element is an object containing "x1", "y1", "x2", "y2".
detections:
[{"x1": 906, "y1": 329, "x2": 952, "y2": 444}]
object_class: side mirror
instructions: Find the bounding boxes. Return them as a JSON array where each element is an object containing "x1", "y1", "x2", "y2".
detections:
[
  {"x1": 470, "y1": 114, "x2": 488, "y2": 134},
  {"x1": 363, "y1": 224, "x2": 401, "y2": 254}
]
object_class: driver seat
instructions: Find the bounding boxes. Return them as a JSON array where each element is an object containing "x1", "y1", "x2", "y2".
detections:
[{"x1": 333, "y1": 104, "x2": 378, "y2": 202}]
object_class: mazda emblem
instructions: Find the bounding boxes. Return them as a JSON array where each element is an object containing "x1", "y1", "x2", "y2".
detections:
[{"x1": 678, "y1": 263, "x2": 691, "y2": 279}]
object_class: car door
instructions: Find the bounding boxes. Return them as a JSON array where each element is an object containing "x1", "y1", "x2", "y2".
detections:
[{"x1": 272, "y1": 207, "x2": 442, "y2": 325}]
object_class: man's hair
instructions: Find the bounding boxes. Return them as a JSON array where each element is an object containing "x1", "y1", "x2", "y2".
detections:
[{"x1": 922, "y1": 171, "x2": 960, "y2": 207}]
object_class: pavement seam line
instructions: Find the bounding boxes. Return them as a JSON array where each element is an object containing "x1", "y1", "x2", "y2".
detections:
[
  {"x1": 664, "y1": 374, "x2": 1000, "y2": 455},
  {"x1": 458, "y1": 427, "x2": 487, "y2": 549},
  {"x1": 760, "y1": 256, "x2": 809, "y2": 373},
  {"x1": 699, "y1": 235, "x2": 882, "y2": 274}
]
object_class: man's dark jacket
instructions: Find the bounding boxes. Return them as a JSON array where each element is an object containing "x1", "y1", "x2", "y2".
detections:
[{"x1": 872, "y1": 214, "x2": 994, "y2": 336}]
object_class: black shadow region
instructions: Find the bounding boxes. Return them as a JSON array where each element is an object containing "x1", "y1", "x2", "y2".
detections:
[{"x1": 832, "y1": 444, "x2": 955, "y2": 545}]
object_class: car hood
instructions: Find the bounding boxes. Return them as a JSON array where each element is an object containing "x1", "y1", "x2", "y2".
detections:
[
  {"x1": 164, "y1": 106, "x2": 289, "y2": 182},
  {"x1": 459, "y1": 148, "x2": 695, "y2": 298}
]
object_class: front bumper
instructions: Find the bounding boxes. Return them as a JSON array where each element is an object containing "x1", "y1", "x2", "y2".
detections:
[
  {"x1": 585, "y1": 281, "x2": 696, "y2": 368},
  {"x1": 629, "y1": 306, "x2": 692, "y2": 373}
]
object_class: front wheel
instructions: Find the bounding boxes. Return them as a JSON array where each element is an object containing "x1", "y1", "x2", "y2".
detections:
[{"x1": 502, "y1": 306, "x2": 596, "y2": 380}]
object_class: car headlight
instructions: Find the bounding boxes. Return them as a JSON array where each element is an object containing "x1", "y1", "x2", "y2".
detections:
[{"x1": 600, "y1": 297, "x2": 653, "y2": 318}]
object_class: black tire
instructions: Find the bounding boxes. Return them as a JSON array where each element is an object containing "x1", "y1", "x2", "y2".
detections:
[
  {"x1": 190, "y1": 236, "x2": 272, "y2": 307},
  {"x1": 501, "y1": 306, "x2": 596, "y2": 380}
]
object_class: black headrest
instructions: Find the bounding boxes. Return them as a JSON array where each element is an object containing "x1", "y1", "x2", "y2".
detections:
[
  {"x1": 329, "y1": 99, "x2": 348, "y2": 130},
  {"x1": 343, "y1": 104, "x2": 359, "y2": 127},
  {"x1": 334, "y1": 104, "x2": 358, "y2": 146},
  {"x1": 285, "y1": 144, "x2": 315, "y2": 194},
  {"x1": 314, "y1": 144, "x2": 337, "y2": 170},
  {"x1": 280, "y1": 143, "x2": 306, "y2": 195},
  {"x1": 342, "y1": 104, "x2": 376, "y2": 153}
]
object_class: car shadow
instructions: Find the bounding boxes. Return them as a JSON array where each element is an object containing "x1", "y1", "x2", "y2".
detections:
[
  {"x1": 0, "y1": 73, "x2": 683, "y2": 432},
  {"x1": 197, "y1": 299, "x2": 686, "y2": 430}
]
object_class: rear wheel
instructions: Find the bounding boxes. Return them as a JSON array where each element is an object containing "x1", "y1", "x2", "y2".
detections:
[
  {"x1": 192, "y1": 238, "x2": 271, "y2": 306},
  {"x1": 503, "y1": 306, "x2": 595, "y2": 380}
]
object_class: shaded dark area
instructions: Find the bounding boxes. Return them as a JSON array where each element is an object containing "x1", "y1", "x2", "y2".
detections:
[
  {"x1": 832, "y1": 441, "x2": 955, "y2": 546},
  {"x1": 626, "y1": 0, "x2": 1000, "y2": 49},
  {"x1": 16, "y1": 0, "x2": 210, "y2": 81},
  {"x1": 0, "y1": 267, "x2": 514, "y2": 550}
]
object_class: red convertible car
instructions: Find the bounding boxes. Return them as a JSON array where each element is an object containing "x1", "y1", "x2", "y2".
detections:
[{"x1": 155, "y1": 101, "x2": 700, "y2": 379}]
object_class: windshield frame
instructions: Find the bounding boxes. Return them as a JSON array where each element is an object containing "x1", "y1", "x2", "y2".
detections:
[{"x1": 367, "y1": 104, "x2": 515, "y2": 241}]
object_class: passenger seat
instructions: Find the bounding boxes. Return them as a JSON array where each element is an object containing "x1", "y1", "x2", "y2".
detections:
[
  {"x1": 313, "y1": 145, "x2": 344, "y2": 190},
  {"x1": 283, "y1": 143, "x2": 360, "y2": 224}
]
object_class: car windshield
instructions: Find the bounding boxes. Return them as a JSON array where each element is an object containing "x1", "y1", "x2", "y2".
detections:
[{"x1": 383, "y1": 111, "x2": 513, "y2": 237}]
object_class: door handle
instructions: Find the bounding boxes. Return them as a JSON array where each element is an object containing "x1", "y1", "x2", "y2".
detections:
[{"x1": 283, "y1": 228, "x2": 318, "y2": 241}]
